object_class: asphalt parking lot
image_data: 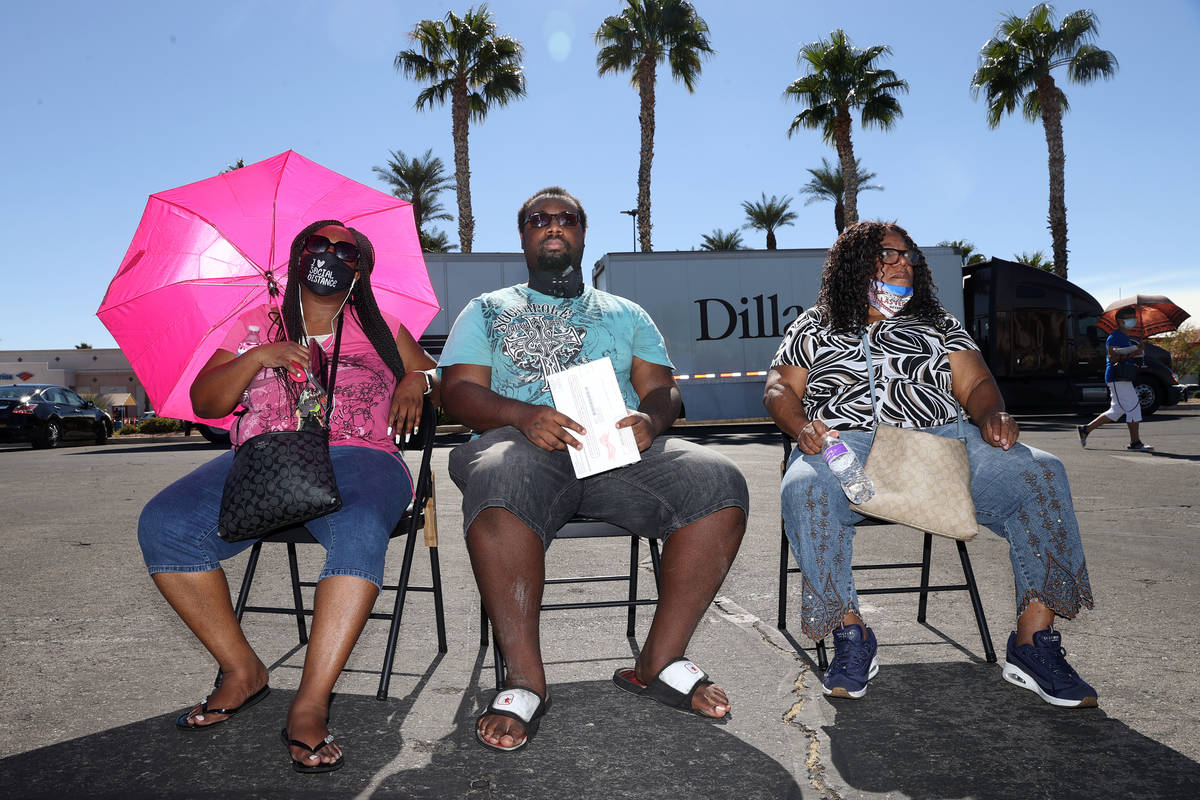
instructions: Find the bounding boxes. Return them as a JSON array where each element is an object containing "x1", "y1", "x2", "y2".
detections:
[{"x1": 1, "y1": 405, "x2": 1198, "y2": 799}]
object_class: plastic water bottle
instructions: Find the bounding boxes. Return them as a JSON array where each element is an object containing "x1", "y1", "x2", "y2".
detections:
[
  {"x1": 236, "y1": 325, "x2": 262, "y2": 355},
  {"x1": 820, "y1": 431, "x2": 875, "y2": 504}
]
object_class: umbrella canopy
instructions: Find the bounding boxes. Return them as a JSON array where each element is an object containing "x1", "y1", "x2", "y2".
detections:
[
  {"x1": 97, "y1": 150, "x2": 440, "y2": 426},
  {"x1": 1097, "y1": 294, "x2": 1191, "y2": 338}
]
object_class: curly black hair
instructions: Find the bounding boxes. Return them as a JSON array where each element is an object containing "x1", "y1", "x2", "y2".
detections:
[
  {"x1": 816, "y1": 220, "x2": 946, "y2": 334},
  {"x1": 264, "y1": 220, "x2": 406, "y2": 385},
  {"x1": 516, "y1": 186, "x2": 588, "y2": 232}
]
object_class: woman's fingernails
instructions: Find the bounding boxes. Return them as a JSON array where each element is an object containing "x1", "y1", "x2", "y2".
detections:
[
  {"x1": 386, "y1": 426, "x2": 392, "y2": 436},
  {"x1": 394, "y1": 434, "x2": 401, "y2": 445}
]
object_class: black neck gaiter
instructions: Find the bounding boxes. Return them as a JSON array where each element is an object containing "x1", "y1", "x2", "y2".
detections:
[{"x1": 528, "y1": 264, "x2": 584, "y2": 298}]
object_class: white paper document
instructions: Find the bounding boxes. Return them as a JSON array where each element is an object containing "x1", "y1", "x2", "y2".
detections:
[{"x1": 546, "y1": 357, "x2": 641, "y2": 478}]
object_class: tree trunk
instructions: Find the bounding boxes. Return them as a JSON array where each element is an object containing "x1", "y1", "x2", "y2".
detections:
[
  {"x1": 451, "y1": 77, "x2": 474, "y2": 253},
  {"x1": 636, "y1": 56, "x2": 656, "y2": 253},
  {"x1": 834, "y1": 107, "x2": 858, "y2": 228},
  {"x1": 834, "y1": 200, "x2": 845, "y2": 235},
  {"x1": 1037, "y1": 75, "x2": 1068, "y2": 277},
  {"x1": 766, "y1": 230, "x2": 777, "y2": 250}
]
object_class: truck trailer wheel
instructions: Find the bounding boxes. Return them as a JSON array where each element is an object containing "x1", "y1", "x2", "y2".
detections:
[{"x1": 1134, "y1": 378, "x2": 1163, "y2": 417}]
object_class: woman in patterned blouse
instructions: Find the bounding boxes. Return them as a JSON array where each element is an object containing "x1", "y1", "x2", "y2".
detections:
[{"x1": 764, "y1": 220, "x2": 1098, "y2": 708}]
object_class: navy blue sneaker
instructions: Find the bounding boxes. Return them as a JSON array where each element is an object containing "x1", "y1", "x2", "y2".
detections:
[
  {"x1": 1002, "y1": 628, "x2": 1098, "y2": 708},
  {"x1": 822, "y1": 624, "x2": 879, "y2": 698}
]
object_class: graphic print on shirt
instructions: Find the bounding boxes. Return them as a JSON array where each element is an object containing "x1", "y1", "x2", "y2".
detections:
[
  {"x1": 493, "y1": 301, "x2": 587, "y2": 394},
  {"x1": 328, "y1": 352, "x2": 394, "y2": 442}
]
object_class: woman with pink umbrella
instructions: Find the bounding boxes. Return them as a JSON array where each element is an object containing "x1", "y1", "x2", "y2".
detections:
[{"x1": 138, "y1": 221, "x2": 438, "y2": 774}]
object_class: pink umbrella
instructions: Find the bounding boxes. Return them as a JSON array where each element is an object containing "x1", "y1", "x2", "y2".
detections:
[{"x1": 97, "y1": 150, "x2": 440, "y2": 427}]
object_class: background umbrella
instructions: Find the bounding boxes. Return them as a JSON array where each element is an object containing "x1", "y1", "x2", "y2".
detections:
[
  {"x1": 1096, "y1": 294, "x2": 1191, "y2": 338},
  {"x1": 97, "y1": 150, "x2": 440, "y2": 427}
]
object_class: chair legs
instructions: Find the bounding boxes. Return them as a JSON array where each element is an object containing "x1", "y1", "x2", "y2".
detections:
[
  {"x1": 780, "y1": 529, "x2": 997, "y2": 671},
  {"x1": 376, "y1": 522, "x2": 448, "y2": 700},
  {"x1": 483, "y1": 535, "x2": 662, "y2": 690},
  {"x1": 230, "y1": 528, "x2": 446, "y2": 701}
]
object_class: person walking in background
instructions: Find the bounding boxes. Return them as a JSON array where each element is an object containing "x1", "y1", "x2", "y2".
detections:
[{"x1": 1078, "y1": 305, "x2": 1152, "y2": 451}]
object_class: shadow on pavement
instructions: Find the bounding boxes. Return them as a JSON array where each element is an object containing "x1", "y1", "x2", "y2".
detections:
[
  {"x1": 823, "y1": 661, "x2": 1200, "y2": 800},
  {"x1": 373, "y1": 679, "x2": 803, "y2": 800},
  {"x1": 1, "y1": 676, "x2": 803, "y2": 800}
]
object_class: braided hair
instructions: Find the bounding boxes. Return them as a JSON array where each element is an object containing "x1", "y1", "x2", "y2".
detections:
[
  {"x1": 267, "y1": 220, "x2": 407, "y2": 383},
  {"x1": 816, "y1": 220, "x2": 946, "y2": 335}
]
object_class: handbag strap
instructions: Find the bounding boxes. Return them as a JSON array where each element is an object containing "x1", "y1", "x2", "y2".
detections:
[{"x1": 860, "y1": 329, "x2": 965, "y2": 438}]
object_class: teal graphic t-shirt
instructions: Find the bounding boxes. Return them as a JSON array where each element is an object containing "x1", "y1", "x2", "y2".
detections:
[{"x1": 439, "y1": 285, "x2": 673, "y2": 410}]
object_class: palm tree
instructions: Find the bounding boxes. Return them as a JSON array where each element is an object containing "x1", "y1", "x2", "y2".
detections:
[
  {"x1": 741, "y1": 193, "x2": 797, "y2": 250},
  {"x1": 394, "y1": 6, "x2": 525, "y2": 253},
  {"x1": 800, "y1": 156, "x2": 883, "y2": 234},
  {"x1": 699, "y1": 228, "x2": 744, "y2": 251},
  {"x1": 221, "y1": 158, "x2": 245, "y2": 174},
  {"x1": 971, "y1": 3, "x2": 1118, "y2": 278},
  {"x1": 596, "y1": 0, "x2": 714, "y2": 253},
  {"x1": 372, "y1": 148, "x2": 455, "y2": 245},
  {"x1": 1014, "y1": 250, "x2": 1054, "y2": 270},
  {"x1": 784, "y1": 29, "x2": 908, "y2": 229},
  {"x1": 938, "y1": 239, "x2": 988, "y2": 266},
  {"x1": 420, "y1": 229, "x2": 459, "y2": 253}
]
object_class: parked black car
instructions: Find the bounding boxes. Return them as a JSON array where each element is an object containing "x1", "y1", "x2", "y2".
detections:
[{"x1": 0, "y1": 384, "x2": 113, "y2": 448}]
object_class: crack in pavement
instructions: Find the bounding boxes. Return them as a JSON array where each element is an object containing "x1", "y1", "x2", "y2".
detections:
[{"x1": 712, "y1": 595, "x2": 844, "y2": 800}]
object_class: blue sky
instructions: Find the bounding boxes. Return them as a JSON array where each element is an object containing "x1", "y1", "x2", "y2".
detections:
[{"x1": 2, "y1": 0, "x2": 1197, "y2": 350}]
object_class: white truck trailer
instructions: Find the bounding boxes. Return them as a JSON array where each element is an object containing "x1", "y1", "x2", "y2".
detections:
[{"x1": 419, "y1": 246, "x2": 966, "y2": 423}]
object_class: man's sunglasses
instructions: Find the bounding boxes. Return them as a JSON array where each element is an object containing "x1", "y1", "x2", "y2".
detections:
[
  {"x1": 523, "y1": 211, "x2": 580, "y2": 229},
  {"x1": 304, "y1": 234, "x2": 360, "y2": 262}
]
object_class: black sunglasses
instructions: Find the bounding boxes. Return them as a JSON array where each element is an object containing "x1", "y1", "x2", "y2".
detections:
[
  {"x1": 879, "y1": 247, "x2": 919, "y2": 266},
  {"x1": 304, "y1": 234, "x2": 360, "y2": 262},
  {"x1": 523, "y1": 211, "x2": 580, "y2": 229}
]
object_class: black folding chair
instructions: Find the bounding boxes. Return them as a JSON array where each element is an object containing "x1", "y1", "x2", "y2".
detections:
[
  {"x1": 230, "y1": 397, "x2": 447, "y2": 700},
  {"x1": 479, "y1": 517, "x2": 662, "y2": 689},
  {"x1": 776, "y1": 433, "x2": 996, "y2": 669}
]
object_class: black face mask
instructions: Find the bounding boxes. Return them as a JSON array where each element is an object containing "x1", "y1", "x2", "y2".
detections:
[{"x1": 300, "y1": 252, "x2": 356, "y2": 296}]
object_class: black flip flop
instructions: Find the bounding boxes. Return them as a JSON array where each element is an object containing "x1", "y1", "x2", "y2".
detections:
[
  {"x1": 612, "y1": 657, "x2": 729, "y2": 720},
  {"x1": 280, "y1": 727, "x2": 345, "y2": 773},
  {"x1": 475, "y1": 686, "x2": 550, "y2": 752},
  {"x1": 175, "y1": 684, "x2": 270, "y2": 730}
]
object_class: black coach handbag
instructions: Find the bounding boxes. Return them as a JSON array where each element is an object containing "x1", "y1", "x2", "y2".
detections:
[{"x1": 217, "y1": 316, "x2": 344, "y2": 542}]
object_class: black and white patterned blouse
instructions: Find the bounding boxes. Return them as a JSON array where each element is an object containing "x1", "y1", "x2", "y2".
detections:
[{"x1": 770, "y1": 306, "x2": 979, "y2": 430}]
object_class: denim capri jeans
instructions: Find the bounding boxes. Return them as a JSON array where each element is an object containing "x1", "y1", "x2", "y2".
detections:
[
  {"x1": 448, "y1": 426, "x2": 749, "y2": 548},
  {"x1": 781, "y1": 422, "x2": 1095, "y2": 641},
  {"x1": 139, "y1": 445, "x2": 413, "y2": 589}
]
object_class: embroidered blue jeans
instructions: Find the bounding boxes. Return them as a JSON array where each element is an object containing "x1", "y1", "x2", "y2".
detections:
[
  {"x1": 781, "y1": 422, "x2": 1094, "y2": 641},
  {"x1": 138, "y1": 445, "x2": 412, "y2": 589}
]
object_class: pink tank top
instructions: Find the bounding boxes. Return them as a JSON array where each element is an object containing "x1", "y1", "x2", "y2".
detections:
[{"x1": 222, "y1": 306, "x2": 400, "y2": 452}]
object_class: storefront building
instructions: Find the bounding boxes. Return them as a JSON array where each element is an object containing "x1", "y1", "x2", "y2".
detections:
[{"x1": 0, "y1": 349, "x2": 147, "y2": 424}]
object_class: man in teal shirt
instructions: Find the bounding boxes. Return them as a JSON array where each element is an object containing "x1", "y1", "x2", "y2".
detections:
[{"x1": 440, "y1": 186, "x2": 748, "y2": 752}]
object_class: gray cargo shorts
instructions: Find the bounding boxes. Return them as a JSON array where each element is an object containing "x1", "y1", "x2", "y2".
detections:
[{"x1": 448, "y1": 426, "x2": 749, "y2": 548}]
